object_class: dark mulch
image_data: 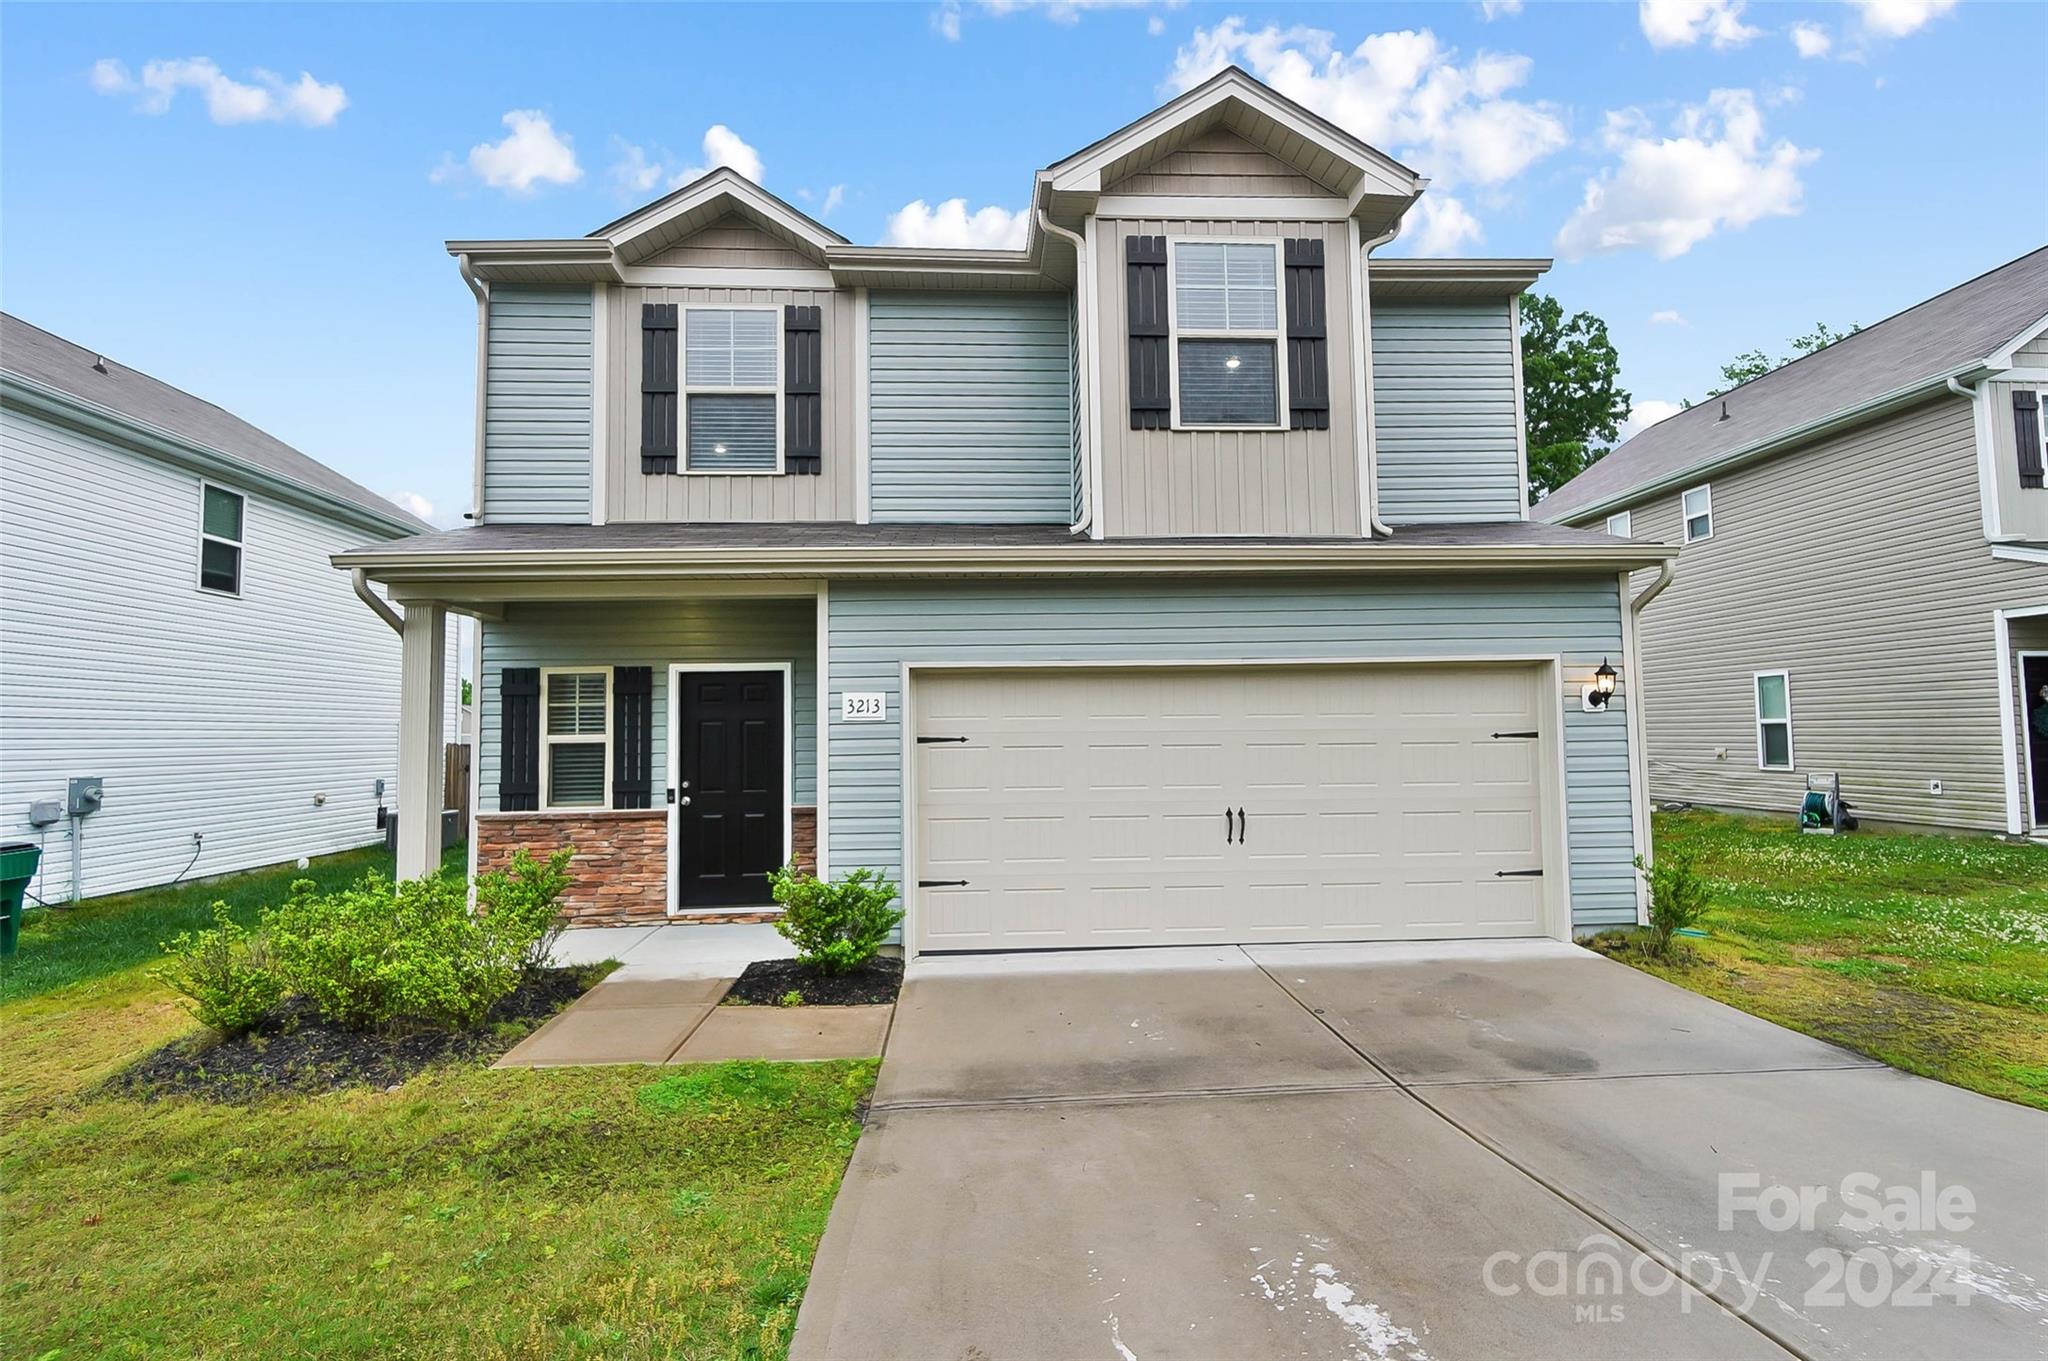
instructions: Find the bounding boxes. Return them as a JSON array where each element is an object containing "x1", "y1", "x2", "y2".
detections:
[
  {"x1": 725, "y1": 956, "x2": 903, "y2": 1007},
  {"x1": 104, "y1": 965, "x2": 609, "y2": 1103}
]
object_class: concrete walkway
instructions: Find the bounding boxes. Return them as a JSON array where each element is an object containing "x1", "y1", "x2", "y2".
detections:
[{"x1": 794, "y1": 940, "x2": 2048, "y2": 1361}]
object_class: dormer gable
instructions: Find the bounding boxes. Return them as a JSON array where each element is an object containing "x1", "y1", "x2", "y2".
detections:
[{"x1": 591, "y1": 168, "x2": 845, "y2": 268}]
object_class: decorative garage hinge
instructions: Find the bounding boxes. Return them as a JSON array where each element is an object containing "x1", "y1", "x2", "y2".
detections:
[
  {"x1": 1495, "y1": 869, "x2": 1544, "y2": 878},
  {"x1": 916, "y1": 735, "x2": 969, "y2": 744},
  {"x1": 1491, "y1": 730, "x2": 1540, "y2": 739},
  {"x1": 918, "y1": 879, "x2": 969, "y2": 888}
]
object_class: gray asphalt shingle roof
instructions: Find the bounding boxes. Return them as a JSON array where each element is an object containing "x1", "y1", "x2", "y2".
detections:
[
  {"x1": 1537, "y1": 248, "x2": 2048, "y2": 523},
  {"x1": 1, "y1": 312, "x2": 431, "y2": 533}
]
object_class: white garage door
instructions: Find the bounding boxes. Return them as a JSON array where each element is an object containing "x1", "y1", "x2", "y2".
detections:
[{"x1": 911, "y1": 664, "x2": 1555, "y2": 952}]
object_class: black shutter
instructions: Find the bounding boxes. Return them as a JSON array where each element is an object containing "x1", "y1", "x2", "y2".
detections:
[
  {"x1": 641, "y1": 303, "x2": 679, "y2": 474},
  {"x1": 784, "y1": 304, "x2": 823, "y2": 475},
  {"x1": 1126, "y1": 235, "x2": 1170, "y2": 429},
  {"x1": 612, "y1": 666, "x2": 653, "y2": 809},
  {"x1": 1284, "y1": 237, "x2": 1330, "y2": 431},
  {"x1": 2014, "y1": 388, "x2": 2044, "y2": 490},
  {"x1": 499, "y1": 668, "x2": 540, "y2": 812}
]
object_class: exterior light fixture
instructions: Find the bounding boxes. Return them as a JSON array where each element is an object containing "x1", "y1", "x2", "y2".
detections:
[
  {"x1": 1224, "y1": 354, "x2": 1242, "y2": 370},
  {"x1": 1582, "y1": 658, "x2": 1618, "y2": 711}
]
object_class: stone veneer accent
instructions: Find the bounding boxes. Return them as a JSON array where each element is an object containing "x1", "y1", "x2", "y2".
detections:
[{"x1": 476, "y1": 806, "x2": 817, "y2": 926}]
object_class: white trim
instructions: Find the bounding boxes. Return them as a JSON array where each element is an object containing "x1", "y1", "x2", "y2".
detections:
[
  {"x1": 589, "y1": 284, "x2": 609, "y2": 526},
  {"x1": 196, "y1": 479, "x2": 245, "y2": 598},
  {"x1": 1605, "y1": 510, "x2": 1632, "y2": 538},
  {"x1": 1752, "y1": 669, "x2": 1794, "y2": 771},
  {"x1": 815, "y1": 586, "x2": 831, "y2": 878},
  {"x1": 1084, "y1": 213, "x2": 1106, "y2": 540},
  {"x1": 665, "y1": 660, "x2": 795, "y2": 917},
  {"x1": 1618, "y1": 572, "x2": 1651, "y2": 925},
  {"x1": 898, "y1": 654, "x2": 1574, "y2": 958},
  {"x1": 1347, "y1": 217, "x2": 1373, "y2": 539},
  {"x1": 1510, "y1": 292, "x2": 1531, "y2": 519},
  {"x1": 616, "y1": 265, "x2": 838, "y2": 289},
  {"x1": 1987, "y1": 309, "x2": 2048, "y2": 370},
  {"x1": 539, "y1": 665, "x2": 614, "y2": 812},
  {"x1": 852, "y1": 286, "x2": 872, "y2": 525},
  {"x1": 1095, "y1": 194, "x2": 1351, "y2": 221},
  {"x1": 681, "y1": 304, "x2": 783, "y2": 475},
  {"x1": 1993, "y1": 545, "x2": 2048, "y2": 566},
  {"x1": 466, "y1": 617, "x2": 484, "y2": 893},
  {"x1": 1165, "y1": 236, "x2": 1290, "y2": 433},
  {"x1": 1997, "y1": 610, "x2": 2022, "y2": 834},
  {"x1": 1681, "y1": 483, "x2": 1714, "y2": 543},
  {"x1": 597, "y1": 168, "x2": 842, "y2": 257},
  {"x1": 2021, "y1": 648, "x2": 2048, "y2": 837}
]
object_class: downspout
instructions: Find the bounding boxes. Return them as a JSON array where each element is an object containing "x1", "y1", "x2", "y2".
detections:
[
  {"x1": 458, "y1": 254, "x2": 489, "y2": 524},
  {"x1": 1038, "y1": 209, "x2": 1094, "y2": 537},
  {"x1": 1946, "y1": 375, "x2": 1979, "y2": 399},
  {"x1": 1354, "y1": 196, "x2": 1403, "y2": 538},
  {"x1": 1630, "y1": 558, "x2": 1674, "y2": 615},
  {"x1": 352, "y1": 569, "x2": 405, "y2": 634}
]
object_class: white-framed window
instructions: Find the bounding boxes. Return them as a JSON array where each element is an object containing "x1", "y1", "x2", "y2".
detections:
[
  {"x1": 1754, "y1": 670, "x2": 1794, "y2": 770},
  {"x1": 1168, "y1": 238, "x2": 1287, "y2": 430},
  {"x1": 1682, "y1": 484, "x2": 1714, "y2": 542},
  {"x1": 1605, "y1": 510, "x2": 1632, "y2": 538},
  {"x1": 684, "y1": 306, "x2": 780, "y2": 473},
  {"x1": 541, "y1": 667, "x2": 612, "y2": 809},
  {"x1": 197, "y1": 482, "x2": 244, "y2": 596}
]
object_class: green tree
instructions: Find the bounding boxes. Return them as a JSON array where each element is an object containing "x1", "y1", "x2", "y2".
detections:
[
  {"x1": 1519, "y1": 292, "x2": 1632, "y2": 503},
  {"x1": 1694, "y1": 321, "x2": 1861, "y2": 403}
]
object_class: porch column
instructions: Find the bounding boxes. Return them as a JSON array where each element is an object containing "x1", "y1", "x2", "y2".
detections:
[{"x1": 396, "y1": 602, "x2": 447, "y2": 881}]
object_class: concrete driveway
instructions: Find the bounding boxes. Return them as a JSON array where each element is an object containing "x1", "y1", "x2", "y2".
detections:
[{"x1": 793, "y1": 941, "x2": 2048, "y2": 1361}]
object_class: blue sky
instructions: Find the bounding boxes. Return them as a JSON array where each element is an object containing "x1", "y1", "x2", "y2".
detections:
[{"x1": 5, "y1": 1, "x2": 2044, "y2": 526}]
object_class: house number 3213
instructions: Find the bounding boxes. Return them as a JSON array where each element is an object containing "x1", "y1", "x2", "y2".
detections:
[{"x1": 841, "y1": 692, "x2": 887, "y2": 721}]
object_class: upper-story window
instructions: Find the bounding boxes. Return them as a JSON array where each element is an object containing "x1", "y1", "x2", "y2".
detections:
[
  {"x1": 1605, "y1": 510, "x2": 1632, "y2": 538},
  {"x1": 1169, "y1": 239, "x2": 1285, "y2": 430},
  {"x1": 685, "y1": 307, "x2": 780, "y2": 473},
  {"x1": 197, "y1": 482, "x2": 244, "y2": 595},
  {"x1": 1682, "y1": 484, "x2": 1714, "y2": 542}
]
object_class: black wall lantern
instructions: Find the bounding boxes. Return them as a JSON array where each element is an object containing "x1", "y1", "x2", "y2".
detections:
[{"x1": 1582, "y1": 658, "x2": 1618, "y2": 711}]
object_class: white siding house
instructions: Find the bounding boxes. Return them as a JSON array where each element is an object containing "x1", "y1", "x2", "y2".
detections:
[{"x1": 1, "y1": 314, "x2": 458, "y2": 903}]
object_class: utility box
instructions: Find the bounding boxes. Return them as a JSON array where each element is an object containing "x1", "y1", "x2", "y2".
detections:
[
  {"x1": 66, "y1": 777, "x2": 105, "y2": 818},
  {"x1": 27, "y1": 800, "x2": 62, "y2": 828}
]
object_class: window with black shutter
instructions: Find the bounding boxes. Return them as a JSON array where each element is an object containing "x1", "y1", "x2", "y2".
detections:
[
  {"x1": 499, "y1": 668, "x2": 540, "y2": 812},
  {"x1": 612, "y1": 667, "x2": 653, "y2": 809},
  {"x1": 1283, "y1": 237, "x2": 1330, "y2": 431},
  {"x1": 1126, "y1": 235, "x2": 1170, "y2": 429},
  {"x1": 641, "y1": 303, "x2": 679, "y2": 474},
  {"x1": 2014, "y1": 388, "x2": 2045, "y2": 490},
  {"x1": 784, "y1": 304, "x2": 823, "y2": 475}
]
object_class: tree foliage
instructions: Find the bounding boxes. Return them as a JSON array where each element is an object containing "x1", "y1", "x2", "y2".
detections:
[
  {"x1": 1695, "y1": 321, "x2": 1861, "y2": 404},
  {"x1": 1518, "y1": 292, "x2": 1632, "y2": 503}
]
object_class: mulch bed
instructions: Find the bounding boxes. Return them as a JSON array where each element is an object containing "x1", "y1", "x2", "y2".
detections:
[
  {"x1": 105, "y1": 966, "x2": 608, "y2": 1103},
  {"x1": 724, "y1": 956, "x2": 903, "y2": 1007}
]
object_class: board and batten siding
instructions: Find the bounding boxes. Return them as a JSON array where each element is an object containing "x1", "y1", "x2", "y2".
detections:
[
  {"x1": 602, "y1": 283, "x2": 859, "y2": 522},
  {"x1": 1103, "y1": 125, "x2": 1336, "y2": 198},
  {"x1": 481, "y1": 285, "x2": 593, "y2": 524},
  {"x1": 1, "y1": 407, "x2": 456, "y2": 901},
  {"x1": 1094, "y1": 217, "x2": 1363, "y2": 538},
  {"x1": 868, "y1": 293, "x2": 1073, "y2": 523},
  {"x1": 1613, "y1": 394, "x2": 2048, "y2": 832},
  {"x1": 1984, "y1": 378, "x2": 2048, "y2": 542},
  {"x1": 640, "y1": 215, "x2": 817, "y2": 270},
  {"x1": 1371, "y1": 300, "x2": 1525, "y2": 524},
  {"x1": 824, "y1": 575, "x2": 1639, "y2": 933},
  {"x1": 477, "y1": 598, "x2": 816, "y2": 813}
]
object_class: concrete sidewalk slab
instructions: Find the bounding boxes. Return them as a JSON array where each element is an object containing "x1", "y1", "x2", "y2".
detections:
[
  {"x1": 670, "y1": 1004, "x2": 892, "y2": 1063},
  {"x1": 875, "y1": 953, "x2": 1380, "y2": 1109},
  {"x1": 793, "y1": 1088, "x2": 1784, "y2": 1361},
  {"x1": 1250, "y1": 945, "x2": 1882, "y2": 1084},
  {"x1": 496, "y1": 1002, "x2": 712, "y2": 1067},
  {"x1": 1429, "y1": 1064, "x2": 2048, "y2": 1361},
  {"x1": 573, "y1": 976, "x2": 731, "y2": 1009},
  {"x1": 550, "y1": 921, "x2": 795, "y2": 979}
]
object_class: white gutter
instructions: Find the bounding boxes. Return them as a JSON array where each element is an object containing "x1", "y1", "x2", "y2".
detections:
[
  {"x1": 1629, "y1": 558, "x2": 1674, "y2": 614},
  {"x1": 1038, "y1": 210, "x2": 1094, "y2": 538},
  {"x1": 458, "y1": 254, "x2": 489, "y2": 524},
  {"x1": 352, "y1": 568, "x2": 405, "y2": 634},
  {"x1": 1356, "y1": 213, "x2": 1404, "y2": 538}
]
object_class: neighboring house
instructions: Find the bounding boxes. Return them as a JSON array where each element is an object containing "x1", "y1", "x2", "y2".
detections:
[
  {"x1": 342, "y1": 68, "x2": 1672, "y2": 950},
  {"x1": 0, "y1": 314, "x2": 458, "y2": 902},
  {"x1": 1538, "y1": 250, "x2": 2048, "y2": 838}
]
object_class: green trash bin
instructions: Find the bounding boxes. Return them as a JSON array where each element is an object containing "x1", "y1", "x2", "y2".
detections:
[{"x1": 1, "y1": 842, "x2": 42, "y2": 958}]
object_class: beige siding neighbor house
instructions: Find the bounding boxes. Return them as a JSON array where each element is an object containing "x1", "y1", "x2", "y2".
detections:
[{"x1": 1539, "y1": 250, "x2": 2048, "y2": 837}]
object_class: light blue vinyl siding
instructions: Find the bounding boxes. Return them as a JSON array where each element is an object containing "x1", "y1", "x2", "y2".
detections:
[
  {"x1": 1372, "y1": 300, "x2": 1525, "y2": 524},
  {"x1": 825, "y1": 575, "x2": 1638, "y2": 932},
  {"x1": 479, "y1": 598, "x2": 815, "y2": 813},
  {"x1": 869, "y1": 293, "x2": 1073, "y2": 523},
  {"x1": 482, "y1": 286, "x2": 592, "y2": 524}
]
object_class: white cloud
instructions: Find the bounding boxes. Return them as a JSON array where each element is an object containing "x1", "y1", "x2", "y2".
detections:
[
  {"x1": 882, "y1": 198, "x2": 1030, "y2": 249},
  {"x1": 90, "y1": 56, "x2": 347, "y2": 126},
  {"x1": 1165, "y1": 20, "x2": 1568, "y2": 193},
  {"x1": 1619, "y1": 398, "x2": 1683, "y2": 441},
  {"x1": 1649, "y1": 309, "x2": 1688, "y2": 325},
  {"x1": 820, "y1": 184, "x2": 846, "y2": 216},
  {"x1": 678, "y1": 124, "x2": 764, "y2": 185},
  {"x1": 933, "y1": 0, "x2": 963, "y2": 39},
  {"x1": 1148, "y1": 14, "x2": 1166, "y2": 35},
  {"x1": 1638, "y1": 0, "x2": 1760, "y2": 50},
  {"x1": 1408, "y1": 195, "x2": 1483, "y2": 255},
  {"x1": 1480, "y1": 0, "x2": 1524, "y2": 18},
  {"x1": 1788, "y1": 21, "x2": 1832, "y2": 58},
  {"x1": 1847, "y1": 0, "x2": 1957, "y2": 37},
  {"x1": 386, "y1": 491, "x2": 450, "y2": 526},
  {"x1": 608, "y1": 125, "x2": 765, "y2": 197},
  {"x1": 444, "y1": 110, "x2": 581, "y2": 195},
  {"x1": 1556, "y1": 89, "x2": 1816, "y2": 260}
]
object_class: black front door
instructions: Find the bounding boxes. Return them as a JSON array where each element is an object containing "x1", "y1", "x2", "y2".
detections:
[
  {"x1": 676, "y1": 670, "x2": 785, "y2": 908},
  {"x1": 2025, "y1": 654, "x2": 2048, "y2": 826}
]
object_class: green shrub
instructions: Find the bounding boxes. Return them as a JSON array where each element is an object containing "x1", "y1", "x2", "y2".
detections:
[
  {"x1": 476, "y1": 846, "x2": 575, "y2": 972},
  {"x1": 155, "y1": 905, "x2": 285, "y2": 1036},
  {"x1": 766, "y1": 865, "x2": 902, "y2": 975},
  {"x1": 1636, "y1": 851, "x2": 1712, "y2": 957}
]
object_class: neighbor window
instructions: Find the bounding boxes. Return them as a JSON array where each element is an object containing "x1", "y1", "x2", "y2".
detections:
[
  {"x1": 1605, "y1": 510, "x2": 1632, "y2": 538},
  {"x1": 1682, "y1": 484, "x2": 1714, "y2": 542},
  {"x1": 1171, "y1": 240, "x2": 1283, "y2": 428},
  {"x1": 542, "y1": 669, "x2": 611, "y2": 808},
  {"x1": 685, "y1": 307, "x2": 778, "y2": 472},
  {"x1": 198, "y1": 483, "x2": 244, "y2": 595},
  {"x1": 1754, "y1": 671, "x2": 1794, "y2": 770}
]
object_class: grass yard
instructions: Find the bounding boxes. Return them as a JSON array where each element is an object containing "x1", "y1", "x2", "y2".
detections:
[
  {"x1": 1, "y1": 847, "x2": 877, "y2": 1361},
  {"x1": 1602, "y1": 810, "x2": 2048, "y2": 1110}
]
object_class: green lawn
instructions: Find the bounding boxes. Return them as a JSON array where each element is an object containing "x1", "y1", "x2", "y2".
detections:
[
  {"x1": 1, "y1": 850, "x2": 876, "y2": 1361},
  {"x1": 1601, "y1": 810, "x2": 2048, "y2": 1109}
]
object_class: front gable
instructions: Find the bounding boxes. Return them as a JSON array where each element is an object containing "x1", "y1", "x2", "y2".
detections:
[
  {"x1": 592, "y1": 168, "x2": 845, "y2": 269},
  {"x1": 1102, "y1": 126, "x2": 1342, "y2": 200},
  {"x1": 639, "y1": 213, "x2": 824, "y2": 271}
]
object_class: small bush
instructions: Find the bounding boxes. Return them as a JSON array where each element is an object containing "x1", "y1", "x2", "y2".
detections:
[
  {"x1": 155, "y1": 905, "x2": 284, "y2": 1036},
  {"x1": 1636, "y1": 851, "x2": 1712, "y2": 957},
  {"x1": 766, "y1": 865, "x2": 902, "y2": 975},
  {"x1": 476, "y1": 846, "x2": 575, "y2": 972}
]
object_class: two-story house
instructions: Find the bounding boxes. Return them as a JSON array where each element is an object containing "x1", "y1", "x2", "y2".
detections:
[
  {"x1": 1539, "y1": 249, "x2": 2048, "y2": 838},
  {"x1": 341, "y1": 68, "x2": 1673, "y2": 951}
]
